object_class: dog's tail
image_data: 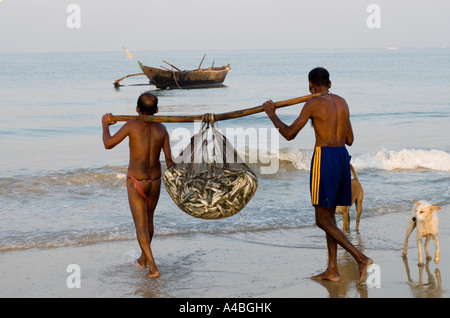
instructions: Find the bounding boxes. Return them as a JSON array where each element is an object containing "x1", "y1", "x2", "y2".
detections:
[{"x1": 350, "y1": 163, "x2": 358, "y2": 180}]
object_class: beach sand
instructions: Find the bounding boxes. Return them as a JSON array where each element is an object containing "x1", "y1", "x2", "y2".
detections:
[{"x1": 1, "y1": 204, "x2": 449, "y2": 299}]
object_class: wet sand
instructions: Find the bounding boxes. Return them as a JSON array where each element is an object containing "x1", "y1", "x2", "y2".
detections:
[{"x1": 1, "y1": 205, "x2": 449, "y2": 298}]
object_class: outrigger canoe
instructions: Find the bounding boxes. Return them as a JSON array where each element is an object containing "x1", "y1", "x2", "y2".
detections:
[
  {"x1": 139, "y1": 61, "x2": 230, "y2": 89},
  {"x1": 114, "y1": 51, "x2": 230, "y2": 89}
]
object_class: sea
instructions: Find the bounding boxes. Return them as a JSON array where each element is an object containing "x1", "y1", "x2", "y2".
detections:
[{"x1": 1, "y1": 48, "x2": 449, "y2": 253}]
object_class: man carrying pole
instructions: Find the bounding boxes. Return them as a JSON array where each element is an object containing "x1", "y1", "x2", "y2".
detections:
[
  {"x1": 262, "y1": 67, "x2": 373, "y2": 285},
  {"x1": 102, "y1": 93, "x2": 174, "y2": 278}
]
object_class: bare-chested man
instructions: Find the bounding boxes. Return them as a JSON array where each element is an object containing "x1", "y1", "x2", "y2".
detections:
[
  {"x1": 102, "y1": 92, "x2": 174, "y2": 278},
  {"x1": 262, "y1": 67, "x2": 372, "y2": 285}
]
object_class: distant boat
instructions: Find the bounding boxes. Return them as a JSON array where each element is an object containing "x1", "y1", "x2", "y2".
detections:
[
  {"x1": 387, "y1": 46, "x2": 398, "y2": 50},
  {"x1": 114, "y1": 50, "x2": 230, "y2": 89},
  {"x1": 138, "y1": 60, "x2": 231, "y2": 89}
]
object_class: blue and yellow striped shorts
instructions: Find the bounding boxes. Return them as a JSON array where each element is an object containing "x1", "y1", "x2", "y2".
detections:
[{"x1": 310, "y1": 146, "x2": 352, "y2": 208}]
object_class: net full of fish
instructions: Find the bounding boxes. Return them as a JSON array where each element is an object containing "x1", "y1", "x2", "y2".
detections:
[{"x1": 163, "y1": 119, "x2": 258, "y2": 219}]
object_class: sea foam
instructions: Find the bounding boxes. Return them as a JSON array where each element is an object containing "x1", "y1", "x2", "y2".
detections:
[{"x1": 275, "y1": 148, "x2": 450, "y2": 172}]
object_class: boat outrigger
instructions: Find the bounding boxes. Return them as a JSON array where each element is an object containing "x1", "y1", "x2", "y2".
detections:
[{"x1": 114, "y1": 49, "x2": 230, "y2": 89}]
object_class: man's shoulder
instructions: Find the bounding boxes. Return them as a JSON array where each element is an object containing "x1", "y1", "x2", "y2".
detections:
[
  {"x1": 330, "y1": 93, "x2": 346, "y2": 102},
  {"x1": 308, "y1": 93, "x2": 346, "y2": 105},
  {"x1": 122, "y1": 119, "x2": 139, "y2": 129},
  {"x1": 126, "y1": 118, "x2": 141, "y2": 125},
  {"x1": 152, "y1": 122, "x2": 167, "y2": 128},
  {"x1": 305, "y1": 94, "x2": 329, "y2": 107},
  {"x1": 151, "y1": 122, "x2": 169, "y2": 134}
]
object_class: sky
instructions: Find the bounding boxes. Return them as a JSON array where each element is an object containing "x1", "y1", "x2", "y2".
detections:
[{"x1": 0, "y1": 0, "x2": 449, "y2": 53}]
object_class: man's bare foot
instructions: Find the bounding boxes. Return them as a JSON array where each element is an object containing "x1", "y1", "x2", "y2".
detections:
[
  {"x1": 311, "y1": 271, "x2": 340, "y2": 282},
  {"x1": 134, "y1": 254, "x2": 147, "y2": 268},
  {"x1": 356, "y1": 257, "x2": 373, "y2": 285},
  {"x1": 147, "y1": 270, "x2": 160, "y2": 278}
]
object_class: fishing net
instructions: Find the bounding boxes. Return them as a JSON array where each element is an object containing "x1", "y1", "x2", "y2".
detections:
[{"x1": 163, "y1": 114, "x2": 258, "y2": 220}]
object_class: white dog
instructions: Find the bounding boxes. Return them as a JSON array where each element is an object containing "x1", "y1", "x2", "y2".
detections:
[{"x1": 402, "y1": 200, "x2": 441, "y2": 266}]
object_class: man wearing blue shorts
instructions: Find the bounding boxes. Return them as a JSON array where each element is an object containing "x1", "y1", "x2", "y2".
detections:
[{"x1": 263, "y1": 67, "x2": 372, "y2": 285}]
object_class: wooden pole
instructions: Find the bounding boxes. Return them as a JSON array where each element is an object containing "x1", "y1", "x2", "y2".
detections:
[
  {"x1": 162, "y1": 60, "x2": 182, "y2": 72},
  {"x1": 110, "y1": 92, "x2": 323, "y2": 123},
  {"x1": 113, "y1": 73, "x2": 145, "y2": 87},
  {"x1": 198, "y1": 54, "x2": 206, "y2": 69}
]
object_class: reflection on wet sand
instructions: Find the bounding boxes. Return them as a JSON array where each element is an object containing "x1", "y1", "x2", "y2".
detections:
[
  {"x1": 402, "y1": 256, "x2": 442, "y2": 298},
  {"x1": 311, "y1": 251, "x2": 370, "y2": 298},
  {"x1": 311, "y1": 232, "x2": 371, "y2": 298}
]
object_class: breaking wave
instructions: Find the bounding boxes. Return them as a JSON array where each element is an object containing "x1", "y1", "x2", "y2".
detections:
[
  {"x1": 2, "y1": 148, "x2": 448, "y2": 196},
  {"x1": 274, "y1": 148, "x2": 450, "y2": 172}
]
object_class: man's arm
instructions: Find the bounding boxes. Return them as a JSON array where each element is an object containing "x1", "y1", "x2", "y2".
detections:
[
  {"x1": 262, "y1": 100, "x2": 311, "y2": 141},
  {"x1": 345, "y1": 117, "x2": 354, "y2": 146},
  {"x1": 162, "y1": 126, "x2": 175, "y2": 168},
  {"x1": 102, "y1": 113, "x2": 129, "y2": 149},
  {"x1": 342, "y1": 101, "x2": 354, "y2": 146}
]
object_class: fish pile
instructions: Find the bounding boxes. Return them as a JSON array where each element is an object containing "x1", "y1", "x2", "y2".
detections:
[{"x1": 163, "y1": 166, "x2": 258, "y2": 219}]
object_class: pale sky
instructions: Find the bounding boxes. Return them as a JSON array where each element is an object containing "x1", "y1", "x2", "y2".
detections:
[{"x1": 1, "y1": 0, "x2": 449, "y2": 53}]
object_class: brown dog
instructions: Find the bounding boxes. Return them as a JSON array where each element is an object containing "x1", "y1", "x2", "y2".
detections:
[{"x1": 335, "y1": 164, "x2": 364, "y2": 234}]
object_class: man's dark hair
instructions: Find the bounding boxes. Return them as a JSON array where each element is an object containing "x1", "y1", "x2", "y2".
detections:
[
  {"x1": 308, "y1": 67, "x2": 331, "y2": 87},
  {"x1": 137, "y1": 93, "x2": 158, "y2": 115}
]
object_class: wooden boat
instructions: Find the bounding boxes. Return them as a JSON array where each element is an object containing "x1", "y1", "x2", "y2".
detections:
[
  {"x1": 114, "y1": 51, "x2": 230, "y2": 89},
  {"x1": 139, "y1": 61, "x2": 230, "y2": 89}
]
